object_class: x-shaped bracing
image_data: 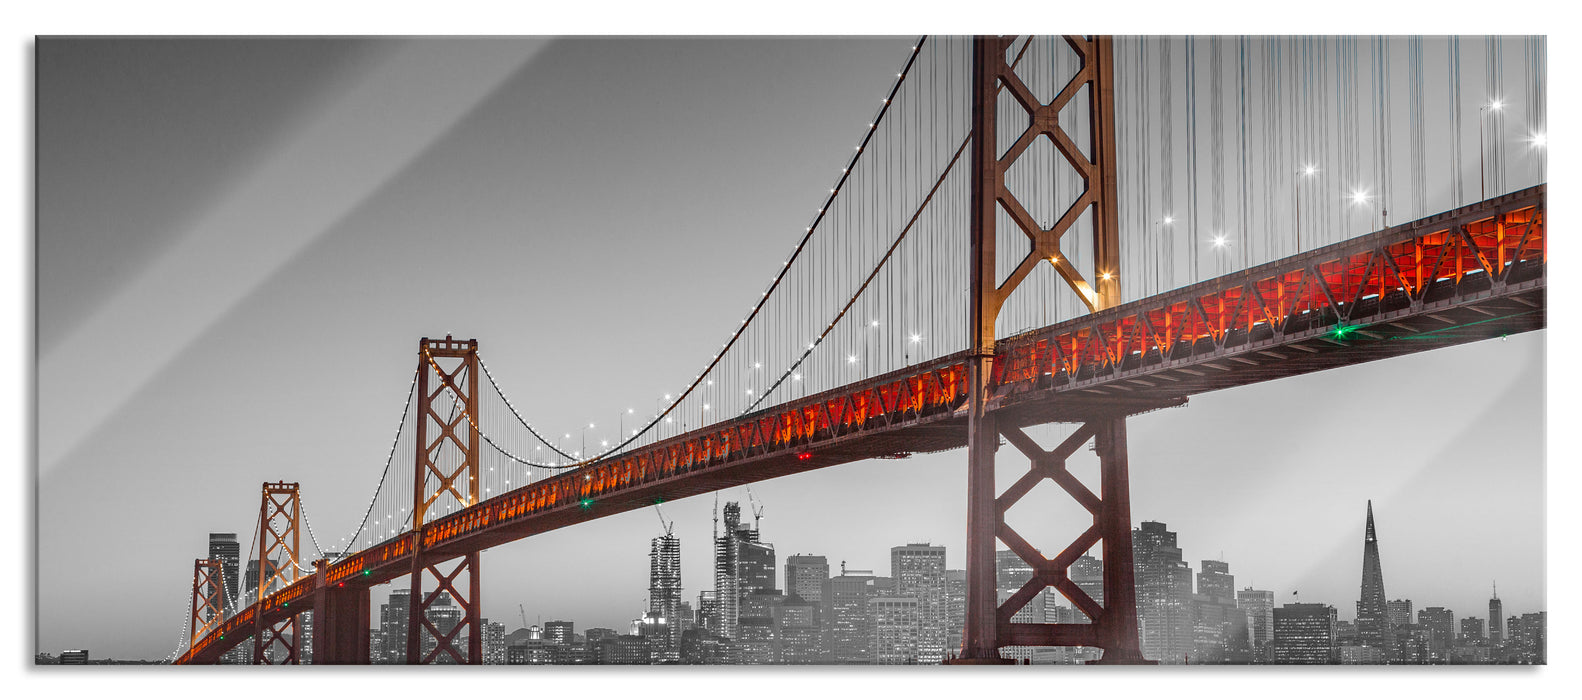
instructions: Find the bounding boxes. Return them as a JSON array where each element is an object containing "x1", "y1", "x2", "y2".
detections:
[
  {"x1": 190, "y1": 559, "x2": 226, "y2": 645},
  {"x1": 417, "y1": 355, "x2": 477, "y2": 523},
  {"x1": 258, "y1": 489, "x2": 299, "y2": 599},
  {"x1": 409, "y1": 554, "x2": 480, "y2": 664},
  {"x1": 255, "y1": 616, "x2": 297, "y2": 665},
  {"x1": 994, "y1": 422, "x2": 1106, "y2": 627},
  {"x1": 983, "y1": 35, "x2": 1118, "y2": 317}
]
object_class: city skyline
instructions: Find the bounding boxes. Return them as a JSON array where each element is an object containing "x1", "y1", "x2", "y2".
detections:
[
  {"x1": 261, "y1": 505, "x2": 1542, "y2": 665},
  {"x1": 196, "y1": 498, "x2": 1542, "y2": 665},
  {"x1": 35, "y1": 35, "x2": 1544, "y2": 662}
]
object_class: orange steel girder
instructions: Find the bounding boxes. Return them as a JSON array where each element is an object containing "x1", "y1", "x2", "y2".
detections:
[
  {"x1": 407, "y1": 336, "x2": 483, "y2": 664},
  {"x1": 956, "y1": 35, "x2": 1150, "y2": 665},
  {"x1": 254, "y1": 481, "x2": 302, "y2": 664},
  {"x1": 189, "y1": 559, "x2": 226, "y2": 647}
]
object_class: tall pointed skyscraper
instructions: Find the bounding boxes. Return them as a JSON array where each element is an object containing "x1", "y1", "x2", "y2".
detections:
[
  {"x1": 1355, "y1": 501, "x2": 1391, "y2": 651},
  {"x1": 1488, "y1": 582, "x2": 1503, "y2": 644}
]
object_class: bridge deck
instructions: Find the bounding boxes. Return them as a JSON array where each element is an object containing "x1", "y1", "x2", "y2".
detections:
[{"x1": 180, "y1": 185, "x2": 1544, "y2": 664}]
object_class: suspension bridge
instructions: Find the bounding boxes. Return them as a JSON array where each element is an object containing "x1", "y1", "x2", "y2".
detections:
[{"x1": 170, "y1": 35, "x2": 1545, "y2": 665}]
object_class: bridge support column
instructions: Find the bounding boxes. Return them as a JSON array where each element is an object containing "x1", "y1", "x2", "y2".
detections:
[
  {"x1": 252, "y1": 481, "x2": 303, "y2": 665},
  {"x1": 189, "y1": 559, "x2": 226, "y2": 649},
  {"x1": 404, "y1": 336, "x2": 484, "y2": 664},
  {"x1": 1089, "y1": 415, "x2": 1150, "y2": 664},
  {"x1": 311, "y1": 560, "x2": 371, "y2": 665},
  {"x1": 405, "y1": 552, "x2": 482, "y2": 664},
  {"x1": 951, "y1": 33, "x2": 1149, "y2": 665}
]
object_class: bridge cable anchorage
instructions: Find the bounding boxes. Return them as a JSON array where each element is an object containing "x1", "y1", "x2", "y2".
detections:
[{"x1": 470, "y1": 36, "x2": 934, "y2": 467}]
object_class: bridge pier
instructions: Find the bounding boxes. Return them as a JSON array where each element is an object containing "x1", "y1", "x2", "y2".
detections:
[{"x1": 311, "y1": 560, "x2": 371, "y2": 664}]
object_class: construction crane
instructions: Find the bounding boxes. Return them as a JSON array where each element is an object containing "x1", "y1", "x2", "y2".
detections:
[
  {"x1": 518, "y1": 604, "x2": 529, "y2": 629},
  {"x1": 653, "y1": 504, "x2": 674, "y2": 536},
  {"x1": 745, "y1": 486, "x2": 765, "y2": 532}
]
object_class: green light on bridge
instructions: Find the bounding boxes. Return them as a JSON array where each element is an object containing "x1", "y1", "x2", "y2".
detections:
[
  {"x1": 1332, "y1": 323, "x2": 1361, "y2": 340},
  {"x1": 580, "y1": 498, "x2": 594, "y2": 509},
  {"x1": 363, "y1": 569, "x2": 370, "y2": 576}
]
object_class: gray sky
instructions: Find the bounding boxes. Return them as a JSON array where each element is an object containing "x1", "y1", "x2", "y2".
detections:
[{"x1": 35, "y1": 36, "x2": 1544, "y2": 661}]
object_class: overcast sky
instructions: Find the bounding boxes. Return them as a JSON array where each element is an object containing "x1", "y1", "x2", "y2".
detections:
[{"x1": 35, "y1": 36, "x2": 1544, "y2": 661}]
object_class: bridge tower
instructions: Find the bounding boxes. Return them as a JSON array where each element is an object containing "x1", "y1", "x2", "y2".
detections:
[
  {"x1": 954, "y1": 35, "x2": 1153, "y2": 664},
  {"x1": 405, "y1": 336, "x2": 483, "y2": 664},
  {"x1": 253, "y1": 481, "x2": 303, "y2": 664},
  {"x1": 189, "y1": 559, "x2": 227, "y2": 648}
]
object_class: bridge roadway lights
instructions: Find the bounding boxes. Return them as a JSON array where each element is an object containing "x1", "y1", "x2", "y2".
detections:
[{"x1": 311, "y1": 559, "x2": 371, "y2": 665}]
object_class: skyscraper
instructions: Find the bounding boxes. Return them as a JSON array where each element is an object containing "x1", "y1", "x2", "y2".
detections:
[
  {"x1": 1386, "y1": 599, "x2": 1414, "y2": 629},
  {"x1": 1237, "y1": 587, "x2": 1275, "y2": 657},
  {"x1": 1272, "y1": 603, "x2": 1337, "y2": 664},
  {"x1": 712, "y1": 503, "x2": 742, "y2": 639},
  {"x1": 1488, "y1": 584, "x2": 1503, "y2": 644},
  {"x1": 1505, "y1": 611, "x2": 1545, "y2": 664},
  {"x1": 829, "y1": 568, "x2": 876, "y2": 663},
  {"x1": 784, "y1": 555, "x2": 831, "y2": 659},
  {"x1": 871, "y1": 597, "x2": 922, "y2": 664},
  {"x1": 1355, "y1": 501, "x2": 1391, "y2": 652},
  {"x1": 207, "y1": 533, "x2": 240, "y2": 618},
  {"x1": 737, "y1": 588, "x2": 782, "y2": 664},
  {"x1": 770, "y1": 594, "x2": 820, "y2": 664},
  {"x1": 380, "y1": 589, "x2": 410, "y2": 664},
  {"x1": 483, "y1": 620, "x2": 506, "y2": 665},
  {"x1": 738, "y1": 539, "x2": 776, "y2": 596},
  {"x1": 891, "y1": 543, "x2": 946, "y2": 664},
  {"x1": 1190, "y1": 560, "x2": 1248, "y2": 663},
  {"x1": 543, "y1": 620, "x2": 574, "y2": 646},
  {"x1": 1133, "y1": 521, "x2": 1194, "y2": 664},
  {"x1": 945, "y1": 569, "x2": 966, "y2": 657},
  {"x1": 1417, "y1": 606, "x2": 1455, "y2": 657},
  {"x1": 648, "y1": 532, "x2": 682, "y2": 663},
  {"x1": 1197, "y1": 560, "x2": 1234, "y2": 600},
  {"x1": 1459, "y1": 616, "x2": 1484, "y2": 643},
  {"x1": 696, "y1": 591, "x2": 720, "y2": 637},
  {"x1": 712, "y1": 500, "x2": 774, "y2": 641}
]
